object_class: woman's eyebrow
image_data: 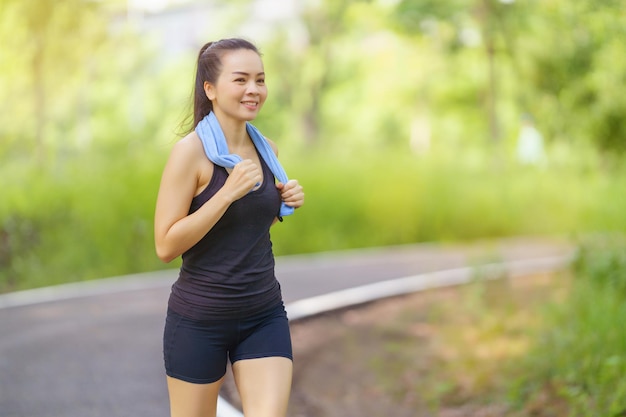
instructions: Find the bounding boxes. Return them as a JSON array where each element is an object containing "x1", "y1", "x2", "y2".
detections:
[{"x1": 231, "y1": 71, "x2": 265, "y2": 76}]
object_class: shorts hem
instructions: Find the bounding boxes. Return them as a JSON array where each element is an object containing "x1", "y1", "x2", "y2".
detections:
[
  {"x1": 231, "y1": 352, "x2": 293, "y2": 364},
  {"x1": 165, "y1": 370, "x2": 225, "y2": 385}
]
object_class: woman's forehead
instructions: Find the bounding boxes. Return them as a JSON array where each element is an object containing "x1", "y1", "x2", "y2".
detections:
[{"x1": 220, "y1": 49, "x2": 264, "y2": 72}]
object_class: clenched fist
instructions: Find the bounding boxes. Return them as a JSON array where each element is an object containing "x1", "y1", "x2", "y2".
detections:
[
  {"x1": 223, "y1": 159, "x2": 263, "y2": 202},
  {"x1": 276, "y1": 179, "x2": 304, "y2": 208}
]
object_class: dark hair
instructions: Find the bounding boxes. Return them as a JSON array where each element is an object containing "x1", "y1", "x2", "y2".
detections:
[{"x1": 181, "y1": 38, "x2": 261, "y2": 134}]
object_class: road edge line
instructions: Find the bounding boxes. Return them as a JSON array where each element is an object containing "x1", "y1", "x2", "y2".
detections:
[{"x1": 216, "y1": 253, "x2": 573, "y2": 417}]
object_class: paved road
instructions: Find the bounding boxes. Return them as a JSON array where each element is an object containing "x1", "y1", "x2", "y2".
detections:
[{"x1": 0, "y1": 237, "x2": 572, "y2": 417}]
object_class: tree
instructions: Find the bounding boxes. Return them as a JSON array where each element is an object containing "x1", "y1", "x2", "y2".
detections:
[
  {"x1": 392, "y1": 0, "x2": 524, "y2": 145},
  {"x1": 260, "y1": 0, "x2": 376, "y2": 146},
  {"x1": 518, "y1": 0, "x2": 626, "y2": 156},
  {"x1": 0, "y1": 0, "x2": 107, "y2": 162}
]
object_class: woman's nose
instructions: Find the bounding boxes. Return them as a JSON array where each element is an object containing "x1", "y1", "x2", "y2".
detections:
[
  {"x1": 246, "y1": 81, "x2": 263, "y2": 96},
  {"x1": 246, "y1": 81, "x2": 260, "y2": 94}
]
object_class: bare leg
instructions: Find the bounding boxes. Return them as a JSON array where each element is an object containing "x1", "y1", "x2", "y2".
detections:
[
  {"x1": 166, "y1": 375, "x2": 224, "y2": 417},
  {"x1": 232, "y1": 357, "x2": 293, "y2": 417}
]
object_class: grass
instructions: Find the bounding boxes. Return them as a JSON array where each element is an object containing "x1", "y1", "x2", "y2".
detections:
[
  {"x1": 272, "y1": 146, "x2": 626, "y2": 254},
  {"x1": 512, "y1": 234, "x2": 626, "y2": 415},
  {"x1": 0, "y1": 148, "x2": 169, "y2": 291},
  {"x1": 424, "y1": 235, "x2": 626, "y2": 415},
  {"x1": 1, "y1": 144, "x2": 626, "y2": 292}
]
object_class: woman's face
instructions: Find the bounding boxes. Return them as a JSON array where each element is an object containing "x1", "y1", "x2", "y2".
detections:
[{"x1": 205, "y1": 48, "x2": 268, "y2": 123}]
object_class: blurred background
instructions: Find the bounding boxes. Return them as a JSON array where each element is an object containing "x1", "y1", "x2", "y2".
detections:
[{"x1": 1, "y1": 0, "x2": 625, "y2": 292}]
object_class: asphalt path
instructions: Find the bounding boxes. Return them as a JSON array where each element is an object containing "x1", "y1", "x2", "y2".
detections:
[{"x1": 0, "y1": 237, "x2": 572, "y2": 417}]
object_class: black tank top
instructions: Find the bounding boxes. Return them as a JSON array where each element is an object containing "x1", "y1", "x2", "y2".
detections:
[{"x1": 168, "y1": 154, "x2": 283, "y2": 320}]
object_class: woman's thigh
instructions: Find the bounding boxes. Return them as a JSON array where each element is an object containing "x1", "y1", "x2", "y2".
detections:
[
  {"x1": 166, "y1": 375, "x2": 224, "y2": 417},
  {"x1": 232, "y1": 357, "x2": 293, "y2": 417},
  {"x1": 230, "y1": 304, "x2": 293, "y2": 417}
]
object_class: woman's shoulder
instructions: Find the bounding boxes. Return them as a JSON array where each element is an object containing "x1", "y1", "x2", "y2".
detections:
[
  {"x1": 168, "y1": 131, "x2": 205, "y2": 162},
  {"x1": 165, "y1": 131, "x2": 210, "y2": 175},
  {"x1": 174, "y1": 131, "x2": 203, "y2": 152}
]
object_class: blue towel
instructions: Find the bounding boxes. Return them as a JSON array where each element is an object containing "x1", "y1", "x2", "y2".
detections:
[{"x1": 195, "y1": 112, "x2": 294, "y2": 218}]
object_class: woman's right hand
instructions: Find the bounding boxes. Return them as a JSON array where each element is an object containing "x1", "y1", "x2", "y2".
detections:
[{"x1": 222, "y1": 159, "x2": 262, "y2": 202}]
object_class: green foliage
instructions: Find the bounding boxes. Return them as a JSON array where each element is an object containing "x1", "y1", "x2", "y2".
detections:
[
  {"x1": 0, "y1": 148, "x2": 169, "y2": 292},
  {"x1": 270, "y1": 146, "x2": 626, "y2": 255},
  {"x1": 390, "y1": 0, "x2": 626, "y2": 154},
  {"x1": 572, "y1": 233, "x2": 626, "y2": 295},
  {"x1": 0, "y1": 0, "x2": 108, "y2": 159},
  {"x1": 510, "y1": 235, "x2": 626, "y2": 415},
  {"x1": 514, "y1": 1, "x2": 626, "y2": 154},
  {"x1": 3, "y1": 141, "x2": 626, "y2": 292},
  {"x1": 2, "y1": 0, "x2": 626, "y2": 293},
  {"x1": 393, "y1": 0, "x2": 466, "y2": 28}
]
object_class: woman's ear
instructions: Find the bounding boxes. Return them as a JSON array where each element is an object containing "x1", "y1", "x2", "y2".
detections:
[{"x1": 203, "y1": 81, "x2": 216, "y2": 101}]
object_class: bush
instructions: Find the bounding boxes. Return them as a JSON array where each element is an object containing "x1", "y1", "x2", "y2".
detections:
[
  {"x1": 572, "y1": 233, "x2": 626, "y2": 294},
  {"x1": 512, "y1": 234, "x2": 626, "y2": 415}
]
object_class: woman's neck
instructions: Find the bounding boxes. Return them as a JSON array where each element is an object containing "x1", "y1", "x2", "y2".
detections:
[{"x1": 214, "y1": 112, "x2": 250, "y2": 149}]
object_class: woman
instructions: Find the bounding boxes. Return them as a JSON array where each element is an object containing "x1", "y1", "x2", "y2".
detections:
[{"x1": 154, "y1": 38, "x2": 304, "y2": 417}]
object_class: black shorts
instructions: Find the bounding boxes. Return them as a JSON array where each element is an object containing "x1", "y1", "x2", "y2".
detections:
[{"x1": 163, "y1": 302, "x2": 292, "y2": 384}]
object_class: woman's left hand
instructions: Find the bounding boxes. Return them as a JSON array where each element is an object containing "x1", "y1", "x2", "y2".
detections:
[{"x1": 276, "y1": 179, "x2": 304, "y2": 208}]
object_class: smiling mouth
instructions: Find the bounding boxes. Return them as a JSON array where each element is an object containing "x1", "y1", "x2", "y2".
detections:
[{"x1": 242, "y1": 101, "x2": 258, "y2": 107}]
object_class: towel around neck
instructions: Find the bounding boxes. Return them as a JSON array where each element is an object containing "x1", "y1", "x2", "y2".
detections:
[{"x1": 195, "y1": 112, "x2": 294, "y2": 218}]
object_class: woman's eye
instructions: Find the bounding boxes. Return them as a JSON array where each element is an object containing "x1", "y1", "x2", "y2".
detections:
[
  {"x1": 235, "y1": 78, "x2": 245, "y2": 83},
  {"x1": 257, "y1": 79, "x2": 265, "y2": 85}
]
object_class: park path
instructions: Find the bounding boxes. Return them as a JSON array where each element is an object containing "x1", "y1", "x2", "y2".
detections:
[{"x1": 0, "y1": 237, "x2": 572, "y2": 417}]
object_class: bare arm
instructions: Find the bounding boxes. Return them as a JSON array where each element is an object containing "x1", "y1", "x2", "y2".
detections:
[{"x1": 154, "y1": 134, "x2": 262, "y2": 262}]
